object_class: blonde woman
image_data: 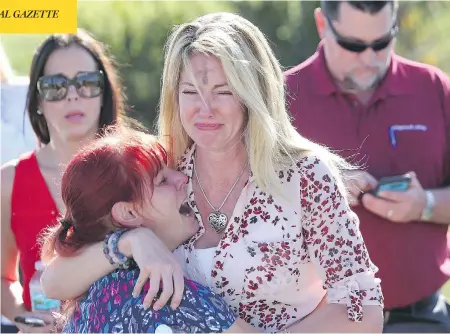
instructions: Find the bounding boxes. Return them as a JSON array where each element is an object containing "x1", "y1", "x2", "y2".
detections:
[{"x1": 41, "y1": 13, "x2": 383, "y2": 332}]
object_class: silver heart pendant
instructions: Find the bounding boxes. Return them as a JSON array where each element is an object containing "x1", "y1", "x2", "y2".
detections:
[{"x1": 207, "y1": 211, "x2": 228, "y2": 233}]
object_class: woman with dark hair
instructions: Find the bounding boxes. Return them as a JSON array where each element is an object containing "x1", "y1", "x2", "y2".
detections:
[
  {"x1": 1, "y1": 28, "x2": 126, "y2": 333},
  {"x1": 40, "y1": 128, "x2": 252, "y2": 333}
]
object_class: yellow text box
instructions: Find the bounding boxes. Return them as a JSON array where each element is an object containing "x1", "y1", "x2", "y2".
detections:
[{"x1": 0, "y1": 0, "x2": 77, "y2": 34}]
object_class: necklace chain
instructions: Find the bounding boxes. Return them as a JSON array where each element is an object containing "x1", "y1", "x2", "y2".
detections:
[{"x1": 193, "y1": 152, "x2": 248, "y2": 233}]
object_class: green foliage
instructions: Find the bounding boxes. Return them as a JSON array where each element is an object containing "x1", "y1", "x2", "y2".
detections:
[
  {"x1": 1, "y1": 34, "x2": 47, "y2": 76},
  {"x1": 77, "y1": 1, "x2": 237, "y2": 128}
]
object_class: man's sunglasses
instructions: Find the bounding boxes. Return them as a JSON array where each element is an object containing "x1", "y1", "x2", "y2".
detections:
[
  {"x1": 326, "y1": 17, "x2": 398, "y2": 53},
  {"x1": 37, "y1": 71, "x2": 104, "y2": 102}
]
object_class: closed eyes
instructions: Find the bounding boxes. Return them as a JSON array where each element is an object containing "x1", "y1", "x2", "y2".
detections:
[{"x1": 181, "y1": 90, "x2": 233, "y2": 95}]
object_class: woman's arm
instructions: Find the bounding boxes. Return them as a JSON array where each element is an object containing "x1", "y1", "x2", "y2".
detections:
[
  {"x1": 1, "y1": 163, "x2": 27, "y2": 320},
  {"x1": 41, "y1": 242, "x2": 114, "y2": 300},
  {"x1": 41, "y1": 227, "x2": 185, "y2": 308},
  {"x1": 297, "y1": 157, "x2": 384, "y2": 332},
  {"x1": 2, "y1": 163, "x2": 57, "y2": 333}
]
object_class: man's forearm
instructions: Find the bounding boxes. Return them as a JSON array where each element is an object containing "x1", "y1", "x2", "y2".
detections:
[{"x1": 425, "y1": 186, "x2": 450, "y2": 225}]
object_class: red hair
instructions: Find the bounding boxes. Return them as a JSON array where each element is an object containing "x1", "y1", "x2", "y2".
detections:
[{"x1": 41, "y1": 127, "x2": 167, "y2": 262}]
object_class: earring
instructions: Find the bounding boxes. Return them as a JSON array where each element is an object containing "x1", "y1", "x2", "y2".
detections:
[{"x1": 37, "y1": 109, "x2": 43, "y2": 115}]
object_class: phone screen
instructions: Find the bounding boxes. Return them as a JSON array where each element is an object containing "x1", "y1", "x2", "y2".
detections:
[
  {"x1": 372, "y1": 175, "x2": 411, "y2": 197},
  {"x1": 377, "y1": 181, "x2": 410, "y2": 192}
]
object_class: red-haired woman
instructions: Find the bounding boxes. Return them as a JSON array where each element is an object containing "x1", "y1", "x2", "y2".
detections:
[{"x1": 40, "y1": 128, "x2": 253, "y2": 333}]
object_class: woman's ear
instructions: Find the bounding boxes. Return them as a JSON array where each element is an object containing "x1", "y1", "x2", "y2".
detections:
[{"x1": 111, "y1": 202, "x2": 141, "y2": 228}]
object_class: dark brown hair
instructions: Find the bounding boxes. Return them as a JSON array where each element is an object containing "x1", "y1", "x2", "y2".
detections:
[
  {"x1": 26, "y1": 28, "x2": 126, "y2": 144},
  {"x1": 321, "y1": 1, "x2": 398, "y2": 21}
]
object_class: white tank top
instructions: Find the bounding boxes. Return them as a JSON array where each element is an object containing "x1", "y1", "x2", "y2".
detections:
[{"x1": 193, "y1": 247, "x2": 216, "y2": 287}]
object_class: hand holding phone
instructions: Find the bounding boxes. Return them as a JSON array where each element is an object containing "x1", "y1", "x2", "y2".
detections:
[
  {"x1": 13, "y1": 311, "x2": 55, "y2": 333},
  {"x1": 359, "y1": 171, "x2": 426, "y2": 223}
]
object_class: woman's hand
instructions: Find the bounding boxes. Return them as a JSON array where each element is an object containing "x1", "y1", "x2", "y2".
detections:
[
  {"x1": 13, "y1": 310, "x2": 56, "y2": 333},
  {"x1": 119, "y1": 227, "x2": 185, "y2": 310}
]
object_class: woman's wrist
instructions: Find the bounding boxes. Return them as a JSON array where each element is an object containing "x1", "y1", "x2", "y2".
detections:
[
  {"x1": 1, "y1": 281, "x2": 27, "y2": 322},
  {"x1": 9, "y1": 304, "x2": 28, "y2": 323},
  {"x1": 117, "y1": 231, "x2": 133, "y2": 258},
  {"x1": 118, "y1": 227, "x2": 160, "y2": 256},
  {"x1": 103, "y1": 229, "x2": 137, "y2": 270}
]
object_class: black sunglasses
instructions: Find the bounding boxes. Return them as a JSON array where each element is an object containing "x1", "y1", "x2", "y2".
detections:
[
  {"x1": 326, "y1": 17, "x2": 398, "y2": 53},
  {"x1": 37, "y1": 71, "x2": 104, "y2": 102}
]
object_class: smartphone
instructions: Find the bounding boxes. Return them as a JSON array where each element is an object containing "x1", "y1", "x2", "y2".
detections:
[
  {"x1": 14, "y1": 316, "x2": 46, "y2": 327},
  {"x1": 371, "y1": 175, "x2": 411, "y2": 197}
]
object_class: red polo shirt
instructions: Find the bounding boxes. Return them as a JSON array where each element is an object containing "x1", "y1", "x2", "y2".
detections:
[{"x1": 285, "y1": 45, "x2": 450, "y2": 309}]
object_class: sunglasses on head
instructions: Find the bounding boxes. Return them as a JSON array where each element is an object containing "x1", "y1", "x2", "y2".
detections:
[
  {"x1": 37, "y1": 71, "x2": 104, "y2": 102},
  {"x1": 326, "y1": 16, "x2": 398, "y2": 53}
]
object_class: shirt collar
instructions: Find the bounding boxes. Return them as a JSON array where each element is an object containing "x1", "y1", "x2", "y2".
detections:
[
  {"x1": 309, "y1": 42, "x2": 338, "y2": 96},
  {"x1": 177, "y1": 144, "x2": 196, "y2": 179},
  {"x1": 374, "y1": 53, "x2": 415, "y2": 98}
]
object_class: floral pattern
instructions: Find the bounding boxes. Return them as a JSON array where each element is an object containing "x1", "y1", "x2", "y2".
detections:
[
  {"x1": 63, "y1": 269, "x2": 236, "y2": 333},
  {"x1": 174, "y1": 145, "x2": 384, "y2": 332}
]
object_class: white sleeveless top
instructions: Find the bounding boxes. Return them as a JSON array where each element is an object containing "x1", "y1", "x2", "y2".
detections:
[{"x1": 193, "y1": 248, "x2": 216, "y2": 287}]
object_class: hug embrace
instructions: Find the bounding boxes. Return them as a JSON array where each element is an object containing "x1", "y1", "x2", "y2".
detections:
[{"x1": 2, "y1": 11, "x2": 384, "y2": 334}]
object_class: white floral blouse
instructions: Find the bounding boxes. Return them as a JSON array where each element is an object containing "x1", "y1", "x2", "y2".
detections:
[{"x1": 174, "y1": 145, "x2": 384, "y2": 332}]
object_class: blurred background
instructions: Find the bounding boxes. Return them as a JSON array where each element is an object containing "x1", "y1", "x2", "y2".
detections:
[
  {"x1": 2, "y1": 0, "x2": 450, "y2": 129},
  {"x1": 1, "y1": 0, "x2": 449, "y2": 297}
]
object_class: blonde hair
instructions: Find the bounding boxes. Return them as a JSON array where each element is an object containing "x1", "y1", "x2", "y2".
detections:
[{"x1": 158, "y1": 12, "x2": 352, "y2": 195}]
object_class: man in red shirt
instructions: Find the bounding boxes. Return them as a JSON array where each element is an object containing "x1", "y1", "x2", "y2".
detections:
[{"x1": 285, "y1": 1, "x2": 450, "y2": 332}]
